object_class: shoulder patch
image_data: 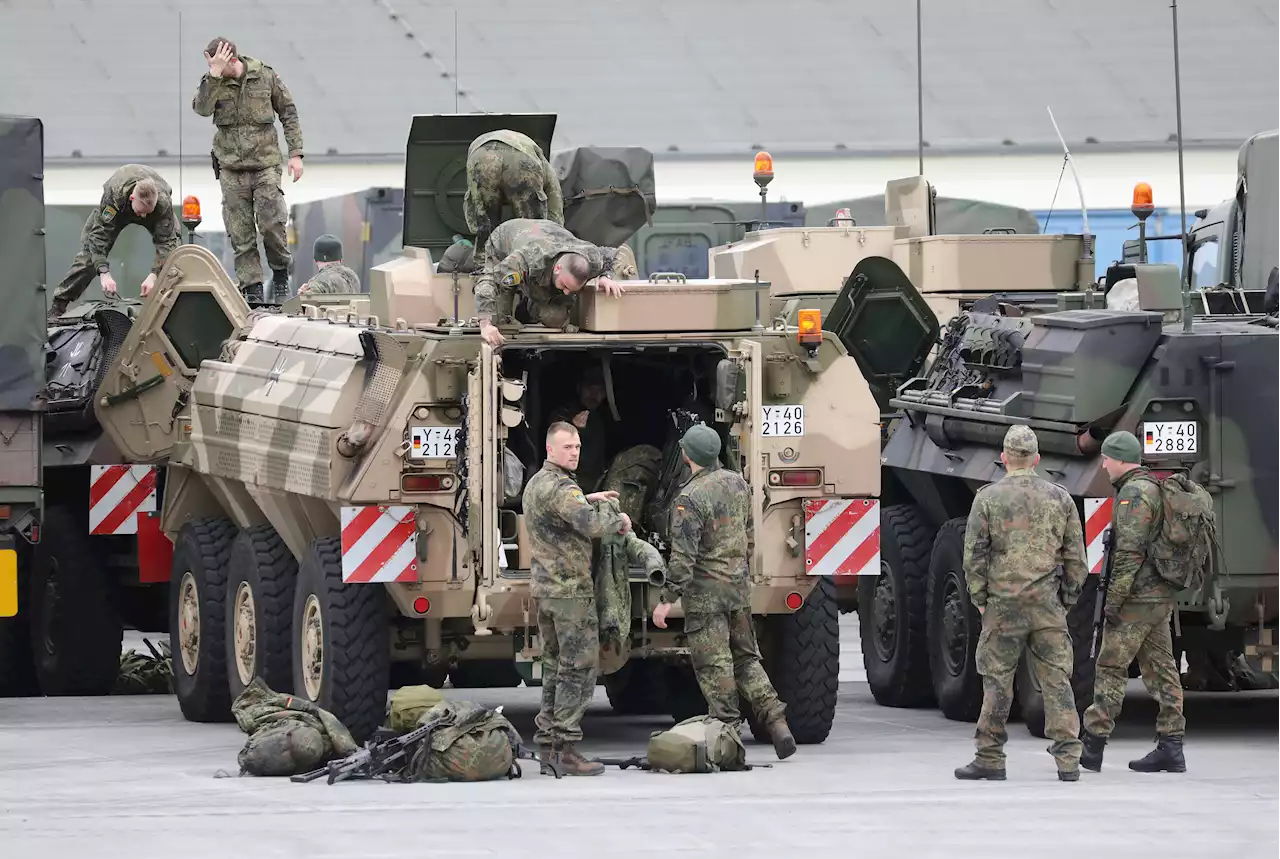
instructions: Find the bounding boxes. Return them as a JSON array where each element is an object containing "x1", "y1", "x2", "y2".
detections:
[
  {"x1": 501, "y1": 271, "x2": 522, "y2": 287},
  {"x1": 101, "y1": 204, "x2": 117, "y2": 222}
]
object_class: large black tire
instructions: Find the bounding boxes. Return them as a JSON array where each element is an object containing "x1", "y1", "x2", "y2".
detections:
[
  {"x1": 169, "y1": 518, "x2": 237, "y2": 722},
  {"x1": 603, "y1": 659, "x2": 668, "y2": 715},
  {"x1": 448, "y1": 659, "x2": 522, "y2": 689},
  {"x1": 768, "y1": 575, "x2": 840, "y2": 744},
  {"x1": 858, "y1": 504, "x2": 936, "y2": 708},
  {"x1": 926, "y1": 518, "x2": 984, "y2": 722},
  {"x1": 29, "y1": 505, "x2": 123, "y2": 696},
  {"x1": 291, "y1": 537, "x2": 388, "y2": 744},
  {"x1": 224, "y1": 525, "x2": 298, "y2": 700}
]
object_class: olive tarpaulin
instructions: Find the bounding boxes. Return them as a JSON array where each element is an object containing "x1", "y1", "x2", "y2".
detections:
[{"x1": 552, "y1": 146, "x2": 657, "y2": 248}]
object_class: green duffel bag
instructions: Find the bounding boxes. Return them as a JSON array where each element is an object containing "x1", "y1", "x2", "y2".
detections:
[
  {"x1": 385, "y1": 684, "x2": 445, "y2": 732},
  {"x1": 646, "y1": 716, "x2": 748, "y2": 774}
]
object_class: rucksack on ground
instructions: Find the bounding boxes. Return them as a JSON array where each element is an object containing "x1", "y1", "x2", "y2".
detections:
[
  {"x1": 385, "y1": 684, "x2": 445, "y2": 732},
  {"x1": 645, "y1": 716, "x2": 748, "y2": 774},
  {"x1": 1147, "y1": 472, "x2": 1218, "y2": 594},
  {"x1": 407, "y1": 700, "x2": 525, "y2": 782}
]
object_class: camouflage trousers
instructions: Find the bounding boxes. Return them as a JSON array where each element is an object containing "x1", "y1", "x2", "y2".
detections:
[
  {"x1": 1083, "y1": 600, "x2": 1185, "y2": 738},
  {"x1": 974, "y1": 599, "x2": 1082, "y2": 771},
  {"x1": 686, "y1": 609, "x2": 786, "y2": 728},
  {"x1": 52, "y1": 218, "x2": 126, "y2": 305},
  {"x1": 534, "y1": 597, "x2": 599, "y2": 746},
  {"x1": 220, "y1": 166, "x2": 290, "y2": 289},
  {"x1": 465, "y1": 141, "x2": 552, "y2": 271}
]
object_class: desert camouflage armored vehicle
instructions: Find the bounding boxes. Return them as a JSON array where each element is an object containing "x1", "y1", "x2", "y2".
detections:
[{"x1": 90, "y1": 113, "x2": 900, "y2": 744}]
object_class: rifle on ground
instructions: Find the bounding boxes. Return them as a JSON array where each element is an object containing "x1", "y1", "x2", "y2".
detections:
[
  {"x1": 1089, "y1": 528, "x2": 1115, "y2": 660},
  {"x1": 291, "y1": 722, "x2": 438, "y2": 785},
  {"x1": 593, "y1": 756, "x2": 653, "y2": 771}
]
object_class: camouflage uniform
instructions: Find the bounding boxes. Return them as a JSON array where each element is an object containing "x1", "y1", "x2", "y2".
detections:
[
  {"x1": 299, "y1": 263, "x2": 361, "y2": 295},
  {"x1": 232, "y1": 677, "x2": 357, "y2": 777},
  {"x1": 522, "y1": 460, "x2": 626, "y2": 748},
  {"x1": 595, "y1": 509, "x2": 666, "y2": 675},
  {"x1": 465, "y1": 130, "x2": 564, "y2": 271},
  {"x1": 612, "y1": 243, "x2": 640, "y2": 279},
  {"x1": 962, "y1": 425, "x2": 1088, "y2": 776},
  {"x1": 473, "y1": 219, "x2": 619, "y2": 329},
  {"x1": 193, "y1": 55, "x2": 303, "y2": 293},
  {"x1": 52, "y1": 164, "x2": 180, "y2": 307}
]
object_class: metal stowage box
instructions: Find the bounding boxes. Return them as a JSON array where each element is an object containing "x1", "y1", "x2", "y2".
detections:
[
  {"x1": 578, "y1": 277, "x2": 771, "y2": 332},
  {"x1": 892, "y1": 234, "x2": 1085, "y2": 294}
]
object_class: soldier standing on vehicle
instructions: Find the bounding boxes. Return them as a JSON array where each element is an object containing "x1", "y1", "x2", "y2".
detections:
[
  {"x1": 651, "y1": 424, "x2": 798, "y2": 760},
  {"x1": 297, "y1": 234, "x2": 361, "y2": 296},
  {"x1": 193, "y1": 38, "x2": 304, "y2": 304},
  {"x1": 1080, "y1": 430, "x2": 1187, "y2": 773},
  {"x1": 464, "y1": 129, "x2": 564, "y2": 271},
  {"x1": 956, "y1": 424, "x2": 1088, "y2": 782},
  {"x1": 48, "y1": 165, "x2": 180, "y2": 320},
  {"x1": 473, "y1": 219, "x2": 627, "y2": 347},
  {"x1": 523, "y1": 421, "x2": 631, "y2": 776}
]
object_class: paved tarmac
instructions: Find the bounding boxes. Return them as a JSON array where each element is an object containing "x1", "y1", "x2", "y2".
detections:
[{"x1": 2, "y1": 616, "x2": 1275, "y2": 859}]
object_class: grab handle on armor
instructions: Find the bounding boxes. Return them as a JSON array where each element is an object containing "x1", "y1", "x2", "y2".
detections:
[
  {"x1": 650, "y1": 272, "x2": 687, "y2": 284},
  {"x1": 101, "y1": 374, "x2": 165, "y2": 408}
]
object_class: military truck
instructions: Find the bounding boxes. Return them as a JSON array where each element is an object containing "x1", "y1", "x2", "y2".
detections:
[
  {"x1": 90, "y1": 112, "x2": 904, "y2": 744},
  {"x1": 0, "y1": 115, "x2": 174, "y2": 698}
]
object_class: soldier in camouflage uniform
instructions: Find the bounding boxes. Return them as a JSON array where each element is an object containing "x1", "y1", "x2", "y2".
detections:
[
  {"x1": 611, "y1": 243, "x2": 640, "y2": 279},
  {"x1": 651, "y1": 425, "x2": 797, "y2": 760},
  {"x1": 464, "y1": 129, "x2": 564, "y2": 272},
  {"x1": 1080, "y1": 430, "x2": 1187, "y2": 774},
  {"x1": 473, "y1": 219, "x2": 627, "y2": 347},
  {"x1": 298, "y1": 234, "x2": 361, "y2": 296},
  {"x1": 49, "y1": 164, "x2": 180, "y2": 320},
  {"x1": 956, "y1": 424, "x2": 1088, "y2": 782},
  {"x1": 548, "y1": 365, "x2": 615, "y2": 494},
  {"x1": 193, "y1": 38, "x2": 304, "y2": 304},
  {"x1": 522, "y1": 421, "x2": 631, "y2": 775}
]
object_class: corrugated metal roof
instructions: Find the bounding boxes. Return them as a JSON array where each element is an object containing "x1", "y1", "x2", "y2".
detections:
[{"x1": 1, "y1": 0, "x2": 1275, "y2": 160}]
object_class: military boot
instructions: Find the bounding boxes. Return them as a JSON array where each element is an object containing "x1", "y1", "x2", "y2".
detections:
[
  {"x1": 1057, "y1": 769, "x2": 1080, "y2": 782},
  {"x1": 47, "y1": 297, "x2": 69, "y2": 323},
  {"x1": 241, "y1": 282, "x2": 264, "y2": 305},
  {"x1": 767, "y1": 717, "x2": 797, "y2": 760},
  {"x1": 553, "y1": 742, "x2": 605, "y2": 777},
  {"x1": 954, "y1": 761, "x2": 1007, "y2": 781},
  {"x1": 1079, "y1": 729, "x2": 1107, "y2": 772},
  {"x1": 270, "y1": 269, "x2": 290, "y2": 303},
  {"x1": 1128, "y1": 734, "x2": 1186, "y2": 773}
]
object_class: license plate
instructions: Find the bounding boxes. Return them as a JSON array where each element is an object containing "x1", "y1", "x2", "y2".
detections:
[
  {"x1": 0, "y1": 548, "x2": 16, "y2": 618},
  {"x1": 409, "y1": 426, "x2": 460, "y2": 459},
  {"x1": 761, "y1": 405, "x2": 805, "y2": 437},
  {"x1": 1143, "y1": 421, "x2": 1198, "y2": 455}
]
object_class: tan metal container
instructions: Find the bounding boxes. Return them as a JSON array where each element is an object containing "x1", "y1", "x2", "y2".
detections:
[
  {"x1": 892, "y1": 234, "x2": 1085, "y2": 294},
  {"x1": 579, "y1": 277, "x2": 770, "y2": 332}
]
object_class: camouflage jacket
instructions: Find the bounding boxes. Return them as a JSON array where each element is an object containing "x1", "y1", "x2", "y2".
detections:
[
  {"x1": 1108, "y1": 467, "x2": 1175, "y2": 606},
  {"x1": 595, "y1": 509, "x2": 666, "y2": 673},
  {"x1": 87, "y1": 165, "x2": 180, "y2": 275},
  {"x1": 193, "y1": 56, "x2": 303, "y2": 171},
  {"x1": 469, "y1": 130, "x2": 565, "y2": 225},
  {"x1": 300, "y1": 263, "x2": 361, "y2": 295},
  {"x1": 522, "y1": 460, "x2": 627, "y2": 599},
  {"x1": 473, "y1": 219, "x2": 619, "y2": 323},
  {"x1": 963, "y1": 466, "x2": 1089, "y2": 609},
  {"x1": 661, "y1": 464, "x2": 753, "y2": 614}
]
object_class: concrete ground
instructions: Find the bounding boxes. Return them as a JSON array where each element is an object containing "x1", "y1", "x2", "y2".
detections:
[{"x1": 2, "y1": 616, "x2": 1276, "y2": 859}]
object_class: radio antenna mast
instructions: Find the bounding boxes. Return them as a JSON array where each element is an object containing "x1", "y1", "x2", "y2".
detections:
[
  {"x1": 178, "y1": 9, "x2": 183, "y2": 205},
  {"x1": 916, "y1": 0, "x2": 924, "y2": 175},
  {"x1": 454, "y1": 9, "x2": 459, "y2": 113},
  {"x1": 1047, "y1": 106, "x2": 1095, "y2": 292},
  {"x1": 1171, "y1": 0, "x2": 1192, "y2": 332}
]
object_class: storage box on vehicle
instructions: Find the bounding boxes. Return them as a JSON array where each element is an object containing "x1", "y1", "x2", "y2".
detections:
[
  {"x1": 578, "y1": 275, "x2": 771, "y2": 332},
  {"x1": 892, "y1": 233, "x2": 1085, "y2": 294}
]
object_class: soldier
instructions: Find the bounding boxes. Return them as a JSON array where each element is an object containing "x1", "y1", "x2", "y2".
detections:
[
  {"x1": 48, "y1": 164, "x2": 180, "y2": 320},
  {"x1": 297, "y1": 234, "x2": 361, "y2": 296},
  {"x1": 956, "y1": 424, "x2": 1088, "y2": 782},
  {"x1": 611, "y1": 243, "x2": 640, "y2": 280},
  {"x1": 522, "y1": 421, "x2": 631, "y2": 776},
  {"x1": 1080, "y1": 430, "x2": 1187, "y2": 773},
  {"x1": 548, "y1": 365, "x2": 615, "y2": 494},
  {"x1": 194, "y1": 38, "x2": 304, "y2": 304},
  {"x1": 650, "y1": 424, "x2": 797, "y2": 760},
  {"x1": 472, "y1": 219, "x2": 627, "y2": 347},
  {"x1": 464, "y1": 129, "x2": 564, "y2": 271}
]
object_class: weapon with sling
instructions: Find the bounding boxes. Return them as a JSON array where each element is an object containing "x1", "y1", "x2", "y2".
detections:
[
  {"x1": 1089, "y1": 527, "x2": 1115, "y2": 660},
  {"x1": 291, "y1": 720, "x2": 440, "y2": 785}
]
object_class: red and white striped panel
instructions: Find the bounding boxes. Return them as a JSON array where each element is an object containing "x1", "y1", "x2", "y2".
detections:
[
  {"x1": 804, "y1": 498, "x2": 880, "y2": 577},
  {"x1": 89, "y1": 465, "x2": 158, "y2": 535},
  {"x1": 1083, "y1": 497, "x2": 1113, "y2": 575},
  {"x1": 340, "y1": 506, "x2": 419, "y2": 584}
]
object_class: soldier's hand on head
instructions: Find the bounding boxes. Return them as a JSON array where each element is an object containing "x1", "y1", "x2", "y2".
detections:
[
  {"x1": 597, "y1": 276, "x2": 626, "y2": 299},
  {"x1": 205, "y1": 41, "x2": 234, "y2": 77},
  {"x1": 288, "y1": 156, "x2": 304, "y2": 183},
  {"x1": 100, "y1": 272, "x2": 118, "y2": 297},
  {"x1": 140, "y1": 273, "x2": 157, "y2": 297},
  {"x1": 479, "y1": 319, "x2": 506, "y2": 347}
]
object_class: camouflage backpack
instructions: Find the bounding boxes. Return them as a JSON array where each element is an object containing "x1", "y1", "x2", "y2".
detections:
[
  {"x1": 407, "y1": 700, "x2": 525, "y2": 782},
  {"x1": 1147, "y1": 472, "x2": 1218, "y2": 594},
  {"x1": 601, "y1": 444, "x2": 662, "y2": 527},
  {"x1": 645, "y1": 716, "x2": 748, "y2": 774}
]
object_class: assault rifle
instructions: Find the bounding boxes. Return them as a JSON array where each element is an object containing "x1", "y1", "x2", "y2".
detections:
[
  {"x1": 1089, "y1": 527, "x2": 1115, "y2": 660},
  {"x1": 292, "y1": 722, "x2": 438, "y2": 785},
  {"x1": 593, "y1": 756, "x2": 653, "y2": 771}
]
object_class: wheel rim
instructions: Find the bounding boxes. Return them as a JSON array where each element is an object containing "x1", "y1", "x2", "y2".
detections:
[
  {"x1": 233, "y1": 581, "x2": 257, "y2": 686},
  {"x1": 301, "y1": 594, "x2": 324, "y2": 700},
  {"x1": 872, "y1": 559, "x2": 898, "y2": 662},
  {"x1": 941, "y1": 570, "x2": 969, "y2": 676},
  {"x1": 178, "y1": 572, "x2": 200, "y2": 675}
]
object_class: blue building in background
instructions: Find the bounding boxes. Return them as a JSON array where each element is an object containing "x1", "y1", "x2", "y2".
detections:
[{"x1": 1031, "y1": 207, "x2": 1181, "y2": 282}]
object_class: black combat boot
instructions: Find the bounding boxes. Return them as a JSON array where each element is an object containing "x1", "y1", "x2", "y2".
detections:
[
  {"x1": 1080, "y1": 729, "x2": 1107, "y2": 772},
  {"x1": 768, "y1": 717, "x2": 797, "y2": 760},
  {"x1": 553, "y1": 742, "x2": 605, "y2": 776},
  {"x1": 1058, "y1": 769, "x2": 1080, "y2": 782},
  {"x1": 241, "y1": 282, "x2": 264, "y2": 304},
  {"x1": 47, "y1": 297, "x2": 69, "y2": 322},
  {"x1": 270, "y1": 269, "x2": 290, "y2": 303},
  {"x1": 954, "y1": 761, "x2": 1007, "y2": 781},
  {"x1": 1128, "y1": 733, "x2": 1186, "y2": 773}
]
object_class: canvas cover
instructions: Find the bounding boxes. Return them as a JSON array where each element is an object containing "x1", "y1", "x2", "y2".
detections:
[
  {"x1": 553, "y1": 146, "x2": 657, "y2": 248},
  {"x1": 0, "y1": 116, "x2": 46, "y2": 411}
]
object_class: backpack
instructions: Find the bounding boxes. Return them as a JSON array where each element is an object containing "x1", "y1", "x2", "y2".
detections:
[
  {"x1": 1146, "y1": 472, "x2": 1218, "y2": 594},
  {"x1": 645, "y1": 716, "x2": 748, "y2": 774},
  {"x1": 385, "y1": 684, "x2": 445, "y2": 732},
  {"x1": 407, "y1": 700, "x2": 525, "y2": 782}
]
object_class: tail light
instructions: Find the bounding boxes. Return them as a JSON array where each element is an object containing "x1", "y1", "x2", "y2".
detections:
[
  {"x1": 768, "y1": 468, "x2": 823, "y2": 487},
  {"x1": 401, "y1": 473, "x2": 456, "y2": 493},
  {"x1": 412, "y1": 597, "x2": 431, "y2": 615},
  {"x1": 784, "y1": 592, "x2": 804, "y2": 611}
]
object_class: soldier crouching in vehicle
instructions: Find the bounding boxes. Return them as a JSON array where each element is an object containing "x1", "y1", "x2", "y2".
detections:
[
  {"x1": 522, "y1": 421, "x2": 631, "y2": 776},
  {"x1": 956, "y1": 424, "x2": 1088, "y2": 782},
  {"x1": 297, "y1": 234, "x2": 361, "y2": 296},
  {"x1": 651, "y1": 424, "x2": 797, "y2": 760}
]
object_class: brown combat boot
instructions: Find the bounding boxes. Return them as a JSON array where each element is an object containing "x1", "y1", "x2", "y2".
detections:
[
  {"x1": 553, "y1": 742, "x2": 605, "y2": 777},
  {"x1": 767, "y1": 717, "x2": 797, "y2": 760}
]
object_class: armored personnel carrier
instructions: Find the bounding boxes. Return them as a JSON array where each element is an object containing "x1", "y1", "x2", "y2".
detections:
[{"x1": 90, "y1": 113, "x2": 899, "y2": 743}]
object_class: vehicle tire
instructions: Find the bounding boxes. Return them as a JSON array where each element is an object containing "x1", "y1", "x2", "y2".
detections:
[
  {"x1": 169, "y1": 518, "x2": 237, "y2": 721},
  {"x1": 224, "y1": 525, "x2": 298, "y2": 700},
  {"x1": 926, "y1": 517, "x2": 984, "y2": 722},
  {"x1": 767, "y1": 575, "x2": 840, "y2": 744},
  {"x1": 1015, "y1": 652, "x2": 1046, "y2": 738},
  {"x1": 292, "y1": 537, "x2": 388, "y2": 744},
  {"x1": 603, "y1": 659, "x2": 668, "y2": 715},
  {"x1": 858, "y1": 503, "x2": 936, "y2": 708},
  {"x1": 28, "y1": 505, "x2": 123, "y2": 696},
  {"x1": 448, "y1": 659, "x2": 522, "y2": 689}
]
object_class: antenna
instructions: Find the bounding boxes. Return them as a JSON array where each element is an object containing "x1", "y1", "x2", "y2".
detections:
[
  {"x1": 1171, "y1": 0, "x2": 1192, "y2": 332},
  {"x1": 454, "y1": 9, "x2": 459, "y2": 114},
  {"x1": 916, "y1": 0, "x2": 924, "y2": 175},
  {"x1": 178, "y1": 9, "x2": 183, "y2": 207},
  {"x1": 1047, "y1": 105, "x2": 1095, "y2": 292}
]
